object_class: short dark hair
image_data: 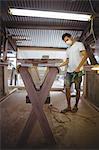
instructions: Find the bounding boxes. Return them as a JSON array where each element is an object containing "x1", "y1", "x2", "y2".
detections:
[{"x1": 62, "y1": 33, "x2": 71, "y2": 40}]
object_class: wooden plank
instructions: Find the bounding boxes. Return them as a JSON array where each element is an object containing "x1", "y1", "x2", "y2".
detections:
[
  {"x1": 0, "y1": 88, "x2": 17, "y2": 103},
  {"x1": 84, "y1": 66, "x2": 99, "y2": 107},
  {"x1": 0, "y1": 62, "x2": 8, "y2": 66},
  {"x1": 17, "y1": 109, "x2": 37, "y2": 146},
  {"x1": 3, "y1": 66, "x2": 9, "y2": 95},
  {"x1": 84, "y1": 43, "x2": 97, "y2": 65},
  {"x1": 40, "y1": 67, "x2": 59, "y2": 103},
  {"x1": 2, "y1": 37, "x2": 8, "y2": 62},
  {"x1": 0, "y1": 66, "x2": 4, "y2": 98},
  {"x1": 1, "y1": 29, "x2": 9, "y2": 95}
]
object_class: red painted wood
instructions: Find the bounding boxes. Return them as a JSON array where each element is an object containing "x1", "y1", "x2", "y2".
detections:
[{"x1": 17, "y1": 66, "x2": 59, "y2": 146}]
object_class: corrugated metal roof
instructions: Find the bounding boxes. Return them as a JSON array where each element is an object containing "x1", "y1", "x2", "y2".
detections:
[
  {"x1": 2, "y1": 0, "x2": 97, "y2": 25},
  {"x1": 8, "y1": 29, "x2": 82, "y2": 48},
  {"x1": 5, "y1": 0, "x2": 99, "y2": 13},
  {"x1": 1, "y1": 0, "x2": 99, "y2": 47}
]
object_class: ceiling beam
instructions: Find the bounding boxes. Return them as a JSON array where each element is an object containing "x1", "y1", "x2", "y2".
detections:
[
  {"x1": 5, "y1": 21, "x2": 84, "y2": 31},
  {"x1": 0, "y1": 28, "x2": 17, "y2": 51},
  {"x1": 79, "y1": 22, "x2": 90, "y2": 42},
  {"x1": 8, "y1": 36, "x2": 17, "y2": 51},
  {"x1": 17, "y1": 46, "x2": 66, "y2": 50},
  {"x1": 79, "y1": 23, "x2": 98, "y2": 65},
  {"x1": 84, "y1": 43, "x2": 97, "y2": 65}
]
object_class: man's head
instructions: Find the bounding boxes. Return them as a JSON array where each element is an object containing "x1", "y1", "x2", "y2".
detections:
[{"x1": 62, "y1": 33, "x2": 74, "y2": 46}]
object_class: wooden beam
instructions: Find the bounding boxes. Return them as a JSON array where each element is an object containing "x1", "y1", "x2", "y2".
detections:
[
  {"x1": 8, "y1": 36, "x2": 17, "y2": 51},
  {"x1": 79, "y1": 22, "x2": 90, "y2": 42},
  {"x1": 85, "y1": 43, "x2": 97, "y2": 65},
  {"x1": 0, "y1": 66, "x2": 4, "y2": 98},
  {"x1": 79, "y1": 23, "x2": 98, "y2": 65},
  {"x1": 0, "y1": 62, "x2": 8, "y2": 66},
  {"x1": 5, "y1": 21, "x2": 84, "y2": 31},
  {"x1": 3, "y1": 37, "x2": 8, "y2": 61},
  {"x1": 2, "y1": 28, "x2": 8, "y2": 62},
  {"x1": 83, "y1": 65, "x2": 99, "y2": 107},
  {"x1": 0, "y1": 29, "x2": 17, "y2": 51},
  {"x1": 1, "y1": 28, "x2": 9, "y2": 95},
  {"x1": 18, "y1": 46, "x2": 66, "y2": 50}
]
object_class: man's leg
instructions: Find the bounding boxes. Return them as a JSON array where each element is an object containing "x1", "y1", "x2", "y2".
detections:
[
  {"x1": 66, "y1": 87, "x2": 71, "y2": 109},
  {"x1": 72, "y1": 76, "x2": 82, "y2": 112},
  {"x1": 61, "y1": 73, "x2": 72, "y2": 113},
  {"x1": 75, "y1": 89, "x2": 80, "y2": 107}
]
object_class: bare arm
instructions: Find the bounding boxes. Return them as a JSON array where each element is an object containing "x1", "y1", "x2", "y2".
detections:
[
  {"x1": 75, "y1": 50, "x2": 88, "y2": 72},
  {"x1": 59, "y1": 58, "x2": 69, "y2": 67}
]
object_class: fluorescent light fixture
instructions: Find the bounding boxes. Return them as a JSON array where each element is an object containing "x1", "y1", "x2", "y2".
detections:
[{"x1": 9, "y1": 8, "x2": 91, "y2": 21}]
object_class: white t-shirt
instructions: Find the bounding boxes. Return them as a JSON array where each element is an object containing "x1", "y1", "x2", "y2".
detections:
[{"x1": 66, "y1": 41, "x2": 85, "y2": 73}]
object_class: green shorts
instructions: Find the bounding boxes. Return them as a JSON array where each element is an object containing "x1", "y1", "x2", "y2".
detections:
[{"x1": 65, "y1": 71, "x2": 83, "y2": 90}]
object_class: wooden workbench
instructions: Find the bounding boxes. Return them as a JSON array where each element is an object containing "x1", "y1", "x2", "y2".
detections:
[{"x1": 83, "y1": 65, "x2": 99, "y2": 107}]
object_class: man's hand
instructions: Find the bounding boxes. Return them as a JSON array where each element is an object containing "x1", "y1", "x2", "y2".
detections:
[
  {"x1": 59, "y1": 59, "x2": 69, "y2": 67},
  {"x1": 59, "y1": 64, "x2": 64, "y2": 67},
  {"x1": 74, "y1": 67, "x2": 80, "y2": 73}
]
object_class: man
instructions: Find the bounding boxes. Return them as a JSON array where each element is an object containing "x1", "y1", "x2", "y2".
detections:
[{"x1": 60, "y1": 33, "x2": 87, "y2": 113}]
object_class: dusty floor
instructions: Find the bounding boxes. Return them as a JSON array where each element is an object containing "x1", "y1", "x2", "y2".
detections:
[{"x1": 0, "y1": 89, "x2": 99, "y2": 149}]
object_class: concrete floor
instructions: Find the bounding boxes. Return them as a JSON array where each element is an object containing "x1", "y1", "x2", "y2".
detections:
[{"x1": 0, "y1": 89, "x2": 99, "y2": 149}]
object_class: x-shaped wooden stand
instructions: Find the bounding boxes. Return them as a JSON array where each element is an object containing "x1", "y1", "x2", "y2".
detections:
[{"x1": 17, "y1": 65, "x2": 59, "y2": 146}]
